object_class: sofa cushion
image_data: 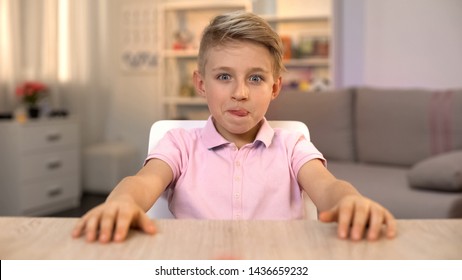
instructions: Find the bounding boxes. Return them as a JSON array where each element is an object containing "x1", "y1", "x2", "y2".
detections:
[
  {"x1": 408, "y1": 151, "x2": 462, "y2": 192},
  {"x1": 266, "y1": 89, "x2": 355, "y2": 161},
  {"x1": 327, "y1": 161, "x2": 462, "y2": 218},
  {"x1": 355, "y1": 87, "x2": 462, "y2": 166}
]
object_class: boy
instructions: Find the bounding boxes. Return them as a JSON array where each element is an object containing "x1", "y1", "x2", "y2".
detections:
[{"x1": 72, "y1": 11, "x2": 396, "y2": 243}]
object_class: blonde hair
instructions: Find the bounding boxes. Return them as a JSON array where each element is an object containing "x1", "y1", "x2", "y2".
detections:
[{"x1": 198, "y1": 11, "x2": 286, "y2": 78}]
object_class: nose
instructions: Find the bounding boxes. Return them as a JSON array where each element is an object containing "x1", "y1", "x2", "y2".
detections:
[{"x1": 231, "y1": 80, "x2": 249, "y2": 101}]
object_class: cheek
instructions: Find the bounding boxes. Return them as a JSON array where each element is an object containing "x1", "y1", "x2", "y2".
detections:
[
  {"x1": 203, "y1": 80, "x2": 221, "y2": 95},
  {"x1": 253, "y1": 87, "x2": 274, "y2": 102},
  {"x1": 204, "y1": 83, "x2": 230, "y2": 101},
  {"x1": 203, "y1": 89, "x2": 223, "y2": 113}
]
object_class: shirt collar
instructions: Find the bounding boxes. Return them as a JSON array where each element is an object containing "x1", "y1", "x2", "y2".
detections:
[{"x1": 201, "y1": 116, "x2": 275, "y2": 149}]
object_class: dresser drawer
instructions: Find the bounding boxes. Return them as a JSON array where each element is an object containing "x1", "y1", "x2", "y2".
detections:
[
  {"x1": 0, "y1": 119, "x2": 81, "y2": 216},
  {"x1": 18, "y1": 176, "x2": 80, "y2": 213},
  {"x1": 19, "y1": 122, "x2": 79, "y2": 152},
  {"x1": 18, "y1": 149, "x2": 80, "y2": 182}
]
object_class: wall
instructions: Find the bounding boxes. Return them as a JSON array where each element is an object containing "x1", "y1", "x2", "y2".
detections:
[
  {"x1": 335, "y1": 0, "x2": 462, "y2": 89},
  {"x1": 104, "y1": 0, "x2": 161, "y2": 163}
]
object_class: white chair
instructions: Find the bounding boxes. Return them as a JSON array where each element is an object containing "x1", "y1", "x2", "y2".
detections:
[{"x1": 145, "y1": 120, "x2": 318, "y2": 220}]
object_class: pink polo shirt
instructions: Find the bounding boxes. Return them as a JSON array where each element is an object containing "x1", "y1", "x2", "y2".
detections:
[{"x1": 146, "y1": 117, "x2": 325, "y2": 220}]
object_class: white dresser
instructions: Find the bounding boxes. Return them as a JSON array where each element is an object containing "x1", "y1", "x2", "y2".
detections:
[{"x1": 0, "y1": 118, "x2": 81, "y2": 216}]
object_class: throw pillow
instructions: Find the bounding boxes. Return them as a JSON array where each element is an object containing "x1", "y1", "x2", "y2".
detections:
[{"x1": 408, "y1": 151, "x2": 462, "y2": 192}]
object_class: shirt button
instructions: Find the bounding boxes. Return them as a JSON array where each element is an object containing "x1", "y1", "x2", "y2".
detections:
[
  {"x1": 234, "y1": 193, "x2": 240, "y2": 198},
  {"x1": 235, "y1": 176, "x2": 240, "y2": 181},
  {"x1": 235, "y1": 161, "x2": 241, "y2": 167}
]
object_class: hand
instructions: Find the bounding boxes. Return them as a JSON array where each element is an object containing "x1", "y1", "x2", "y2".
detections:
[
  {"x1": 319, "y1": 195, "x2": 397, "y2": 241},
  {"x1": 71, "y1": 199, "x2": 156, "y2": 243}
]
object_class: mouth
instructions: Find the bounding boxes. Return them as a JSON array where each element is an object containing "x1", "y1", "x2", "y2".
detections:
[{"x1": 227, "y1": 109, "x2": 249, "y2": 117}]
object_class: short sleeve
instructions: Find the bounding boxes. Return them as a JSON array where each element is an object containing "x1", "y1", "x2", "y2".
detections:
[
  {"x1": 145, "y1": 128, "x2": 191, "y2": 185},
  {"x1": 292, "y1": 135, "x2": 326, "y2": 174}
]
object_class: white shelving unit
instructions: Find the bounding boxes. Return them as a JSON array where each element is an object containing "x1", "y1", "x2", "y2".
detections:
[
  {"x1": 157, "y1": 0, "x2": 333, "y2": 119},
  {"x1": 157, "y1": 0, "x2": 252, "y2": 120}
]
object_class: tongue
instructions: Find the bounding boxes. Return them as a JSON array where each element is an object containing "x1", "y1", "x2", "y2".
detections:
[{"x1": 230, "y1": 110, "x2": 247, "y2": 116}]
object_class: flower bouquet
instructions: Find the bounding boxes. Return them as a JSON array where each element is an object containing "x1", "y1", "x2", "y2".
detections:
[{"x1": 16, "y1": 81, "x2": 48, "y2": 118}]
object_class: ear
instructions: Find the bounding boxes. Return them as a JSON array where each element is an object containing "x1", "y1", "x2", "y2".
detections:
[
  {"x1": 271, "y1": 76, "x2": 282, "y2": 100},
  {"x1": 193, "y1": 70, "x2": 206, "y2": 97}
]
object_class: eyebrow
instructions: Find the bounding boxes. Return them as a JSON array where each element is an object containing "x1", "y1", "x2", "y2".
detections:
[{"x1": 211, "y1": 66, "x2": 270, "y2": 73}]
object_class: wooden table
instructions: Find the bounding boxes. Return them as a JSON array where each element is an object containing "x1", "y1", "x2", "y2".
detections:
[{"x1": 0, "y1": 217, "x2": 461, "y2": 259}]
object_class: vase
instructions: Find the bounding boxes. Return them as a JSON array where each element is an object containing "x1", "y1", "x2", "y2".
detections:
[{"x1": 27, "y1": 106, "x2": 40, "y2": 119}]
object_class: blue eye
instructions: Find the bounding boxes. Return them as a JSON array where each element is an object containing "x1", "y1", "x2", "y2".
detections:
[
  {"x1": 249, "y1": 75, "x2": 263, "y2": 83},
  {"x1": 217, "y1": 74, "x2": 231, "y2": 80}
]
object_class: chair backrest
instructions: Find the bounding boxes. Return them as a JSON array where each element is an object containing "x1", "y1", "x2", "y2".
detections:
[{"x1": 145, "y1": 119, "x2": 317, "y2": 220}]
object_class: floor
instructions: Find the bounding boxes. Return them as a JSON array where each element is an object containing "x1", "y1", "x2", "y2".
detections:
[{"x1": 46, "y1": 193, "x2": 107, "y2": 217}]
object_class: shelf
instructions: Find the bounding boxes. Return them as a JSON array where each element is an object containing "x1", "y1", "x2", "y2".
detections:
[{"x1": 284, "y1": 57, "x2": 329, "y2": 67}]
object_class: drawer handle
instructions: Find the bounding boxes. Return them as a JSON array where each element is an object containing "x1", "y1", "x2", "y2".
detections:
[
  {"x1": 47, "y1": 186, "x2": 63, "y2": 197},
  {"x1": 47, "y1": 160, "x2": 62, "y2": 170},
  {"x1": 46, "y1": 133, "x2": 62, "y2": 142}
]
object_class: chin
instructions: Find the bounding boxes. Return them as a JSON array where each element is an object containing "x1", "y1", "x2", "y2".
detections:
[{"x1": 230, "y1": 121, "x2": 262, "y2": 133}]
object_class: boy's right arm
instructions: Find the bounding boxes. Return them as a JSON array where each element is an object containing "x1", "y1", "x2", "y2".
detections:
[{"x1": 71, "y1": 158, "x2": 173, "y2": 243}]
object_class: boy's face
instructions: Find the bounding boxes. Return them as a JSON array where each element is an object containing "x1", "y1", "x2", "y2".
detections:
[{"x1": 193, "y1": 41, "x2": 282, "y2": 143}]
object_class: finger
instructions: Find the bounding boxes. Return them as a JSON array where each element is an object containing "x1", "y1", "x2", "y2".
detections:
[
  {"x1": 350, "y1": 202, "x2": 370, "y2": 241},
  {"x1": 72, "y1": 206, "x2": 102, "y2": 239},
  {"x1": 98, "y1": 208, "x2": 118, "y2": 243},
  {"x1": 72, "y1": 217, "x2": 87, "y2": 238},
  {"x1": 337, "y1": 201, "x2": 354, "y2": 239},
  {"x1": 384, "y1": 210, "x2": 397, "y2": 239},
  {"x1": 113, "y1": 210, "x2": 133, "y2": 242},
  {"x1": 318, "y1": 207, "x2": 338, "y2": 223},
  {"x1": 85, "y1": 214, "x2": 101, "y2": 242},
  {"x1": 366, "y1": 206, "x2": 385, "y2": 241},
  {"x1": 137, "y1": 211, "x2": 157, "y2": 235}
]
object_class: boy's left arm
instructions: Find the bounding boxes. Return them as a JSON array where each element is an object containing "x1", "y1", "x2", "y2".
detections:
[{"x1": 298, "y1": 159, "x2": 397, "y2": 241}]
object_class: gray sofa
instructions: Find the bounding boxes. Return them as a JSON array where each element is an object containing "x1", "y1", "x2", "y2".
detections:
[{"x1": 266, "y1": 87, "x2": 462, "y2": 219}]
